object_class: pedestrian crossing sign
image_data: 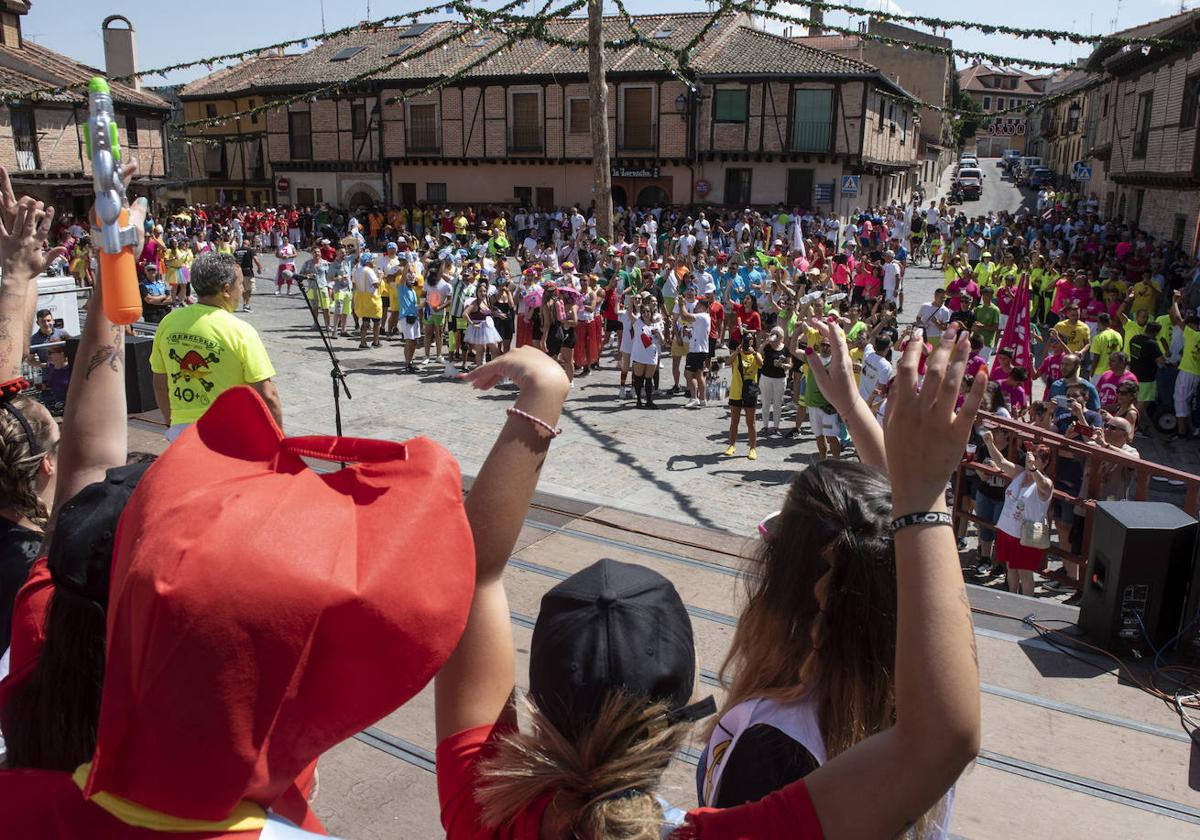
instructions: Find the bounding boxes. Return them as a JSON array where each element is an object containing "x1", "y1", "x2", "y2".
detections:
[{"x1": 841, "y1": 175, "x2": 860, "y2": 195}]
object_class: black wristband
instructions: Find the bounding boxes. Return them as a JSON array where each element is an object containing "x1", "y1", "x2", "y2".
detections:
[{"x1": 889, "y1": 511, "x2": 954, "y2": 534}]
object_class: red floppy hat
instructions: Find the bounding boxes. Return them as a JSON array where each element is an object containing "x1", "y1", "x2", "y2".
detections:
[{"x1": 85, "y1": 386, "x2": 475, "y2": 821}]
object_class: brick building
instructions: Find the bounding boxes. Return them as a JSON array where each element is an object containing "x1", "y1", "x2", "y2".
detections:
[
  {"x1": 958, "y1": 62, "x2": 1048, "y2": 156},
  {"x1": 0, "y1": 5, "x2": 170, "y2": 216},
  {"x1": 177, "y1": 52, "x2": 290, "y2": 206},
  {"x1": 1085, "y1": 9, "x2": 1200, "y2": 253},
  {"x1": 184, "y1": 11, "x2": 919, "y2": 214},
  {"x1": 795, "y1": 18, "x2": 956, "y2": 190}
]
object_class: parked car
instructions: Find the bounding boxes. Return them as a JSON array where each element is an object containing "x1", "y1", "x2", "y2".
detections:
[
  {"x1": 956, "y1": 167, "x2": 984, "y2": 200},
  {"x1": 959, "y1": 156, "x2": 979, "y2": 170},
  {"x1": 1028, "y1": 167, "x2": 1055, "y2": 189}
]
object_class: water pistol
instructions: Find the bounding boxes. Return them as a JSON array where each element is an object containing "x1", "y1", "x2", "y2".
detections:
[{"x1": 84, "y1": 76, "x2": 142, "y2": 324}]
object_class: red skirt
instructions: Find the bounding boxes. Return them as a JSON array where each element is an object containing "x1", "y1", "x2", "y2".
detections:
[
  {"x1": 995, "y1": 530, "x2": 1044, "y2": 571},
  {"x1": 516, "y1": 316, "x2": 533, "y2": 348}
]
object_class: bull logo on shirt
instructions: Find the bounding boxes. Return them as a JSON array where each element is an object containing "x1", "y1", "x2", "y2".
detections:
[{"x1": 169, "y1": 348, "x2": 220, "y2": 393}]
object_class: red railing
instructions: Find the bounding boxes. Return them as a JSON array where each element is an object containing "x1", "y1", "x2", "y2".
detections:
[{"x1": 952, "y1": 412, "x2": 1200, "y2": 589}]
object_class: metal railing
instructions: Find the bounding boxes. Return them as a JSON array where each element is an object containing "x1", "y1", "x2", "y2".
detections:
[{"x1": 952, "y1": 412, "x2": 1200, "y2": 591}]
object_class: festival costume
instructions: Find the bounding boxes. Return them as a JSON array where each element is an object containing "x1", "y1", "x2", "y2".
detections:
[{"x1": 0, "y1": 388, "x2": 475, "y2": 838}]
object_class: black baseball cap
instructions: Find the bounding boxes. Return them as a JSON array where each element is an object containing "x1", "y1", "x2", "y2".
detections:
[
  {"x1": 48, "y1": 462, "x2": 151, "y2": 607},
  {"x1": 529, "y1": 558, "x2": 712, "y2": 740}
]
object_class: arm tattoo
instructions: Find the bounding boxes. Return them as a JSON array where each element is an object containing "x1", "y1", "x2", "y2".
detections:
[{"x1": 84, "y1": 326, "x2": 125, "y2": 380}]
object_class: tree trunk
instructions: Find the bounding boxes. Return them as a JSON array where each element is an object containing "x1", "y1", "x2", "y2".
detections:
[{"x1": 588, "y1": 0, "x2": 613, "y2": 242}]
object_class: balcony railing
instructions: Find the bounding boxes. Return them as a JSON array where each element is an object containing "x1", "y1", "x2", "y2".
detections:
[{"x1": 791, "y1": 120, "x2": 832, "y2": 153}]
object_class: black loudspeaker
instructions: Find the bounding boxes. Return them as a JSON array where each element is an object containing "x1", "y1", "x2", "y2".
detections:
[
  {"x1": 1079, "y1": 501, "x2": 1198, "y2": 654},
  {"x1": 64, "y1": 334, "x2": 158, "y2": 414},
  {"x1": 1180, "y1": 536, "x2": 1200, "y2": 662}
]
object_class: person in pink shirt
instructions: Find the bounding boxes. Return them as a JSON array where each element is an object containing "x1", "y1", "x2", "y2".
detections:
[
  {"x1": 999, "y1": 367, "x2": 1029, "y2": 415},
  {"x1": 1083, "y1": 296, "x2": 1107, "y2": 335},
  {"x1": 1114, "y1": 236, "x2": 1132, "y2": 262},
  {"x1": 989, "y1": 347, "x2": 1013, "y2": 384},
  {"x1": 966, "y1": 334, "x2": 988, "y2": 378},
  {"x1": 946, "y1": 274, "x2": 979, "y2": 312},
  {"x1": 1096, "y1": 352, "x2": 1137, "y2": 410},
  {"x1": 1036, "y1": 332, "x2": 1066, "y2": 399}
]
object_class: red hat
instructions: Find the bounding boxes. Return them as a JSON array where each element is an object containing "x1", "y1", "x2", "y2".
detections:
[
  {"x1": 716, "y1": 253, "x2": 728, "y2": 263},
  {"x1": 86, "y1": 387, "x2": 474, "y2": 820}
]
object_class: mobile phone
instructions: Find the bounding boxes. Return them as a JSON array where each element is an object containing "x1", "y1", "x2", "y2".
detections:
[{"x1": 1053, "y1": 394, "x2": 1070, "y2": 408}]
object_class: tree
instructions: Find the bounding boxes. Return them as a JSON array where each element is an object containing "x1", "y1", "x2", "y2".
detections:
[{"x1": 950, "y1": 89, "x2": 984, "y2": 149}]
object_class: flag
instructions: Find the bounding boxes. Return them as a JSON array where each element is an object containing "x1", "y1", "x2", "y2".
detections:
[{"x1": 993, "y1": 273, "x2": 1032, "y2": 399}]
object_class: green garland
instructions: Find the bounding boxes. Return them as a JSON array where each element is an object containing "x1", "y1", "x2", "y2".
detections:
[{"x1": 778, "y1": 0, "x2": 1199, "y2": 50}]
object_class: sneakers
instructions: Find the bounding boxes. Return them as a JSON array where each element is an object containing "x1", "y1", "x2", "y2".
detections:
[
  {"x1": 244, "y1": 305, "x2": 253, "y2": 313},
  {"x1": 784, "y1": 428, "x2": 799, "y2": 438},
  {"x1": 685, "y1": 398, "x2": 700, "y2": 408},
  {"x1": 274, "y1": 290, "x2": 281, "y2": 296},
  {"x1": 724, "y1": 445, "x2": 736, "y2": 457},
  {"x1": 700, "y1": 399, "x2": 708, "y2": 407},
  {"x1": 748, "y1": 448, "x2": 758, "y2": 460}
]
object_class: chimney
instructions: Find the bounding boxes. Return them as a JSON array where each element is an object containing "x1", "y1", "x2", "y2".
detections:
[
  {"x1": 101, "y1": 15, "x2": 138, "y2": 89},
  {"x1": 807, "y1": 6, "x2": 824, "y2": 37}
]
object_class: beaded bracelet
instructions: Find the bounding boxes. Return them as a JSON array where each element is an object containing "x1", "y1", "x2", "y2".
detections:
[
  {"x1": 889, "y1": 511, "x2": 953, "y2": 534},
  {"x1": 507, "y1": 406, "x2": 562, "y2": 438}
]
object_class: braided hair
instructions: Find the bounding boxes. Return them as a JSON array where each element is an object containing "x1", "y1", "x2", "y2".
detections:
[{"x1": 0, "y1": 396, "x2": 56, "y2": 528}]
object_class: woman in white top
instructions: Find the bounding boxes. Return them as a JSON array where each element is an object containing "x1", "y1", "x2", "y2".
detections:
[
  {"x1": 629, "y1": 293, "x2": 664, "y2": 409},
  {"x1": 981, "y1": 430, "x2": 1054, "y2": 596},
  {"x1": 616, "y1": 294, "x2": 639, "y2": 400}
]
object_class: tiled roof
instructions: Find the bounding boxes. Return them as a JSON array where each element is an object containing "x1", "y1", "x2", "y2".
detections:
[
  {"x1": 179, "y1": 54, "x2": 292, "y2": 99},
  {"x1": 203, "y1": 12, "x2": 906, "y2": 95},
  {"x1": 958, "y1": 63, "x2": 1047, "y2": 97},
  {"x1": 702, "y1": 26, "x2": 879, "y2": 76},
  {"x1": 1086, "y1": 9, "x2": 1200, "y2": 71},
  {"x1": 0, "y1": 39, "x2": 169, "y2": 109}
]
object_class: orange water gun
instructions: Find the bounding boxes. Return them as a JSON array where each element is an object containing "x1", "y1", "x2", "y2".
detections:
[{"x1": 85, "y1": 76, "x2": 142, "y2": 324}]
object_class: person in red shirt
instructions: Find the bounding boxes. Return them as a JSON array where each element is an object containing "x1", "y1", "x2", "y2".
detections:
[{"x1": 435, "y1": 332, "x2": 982, "y2": 840}]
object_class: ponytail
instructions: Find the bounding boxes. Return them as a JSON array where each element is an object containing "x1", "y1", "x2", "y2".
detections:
[{"x1": 477, "y1": 692, "x2": 687, "y2": 839}]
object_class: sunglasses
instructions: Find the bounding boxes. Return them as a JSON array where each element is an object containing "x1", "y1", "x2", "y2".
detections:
[{"x1": 1104, "y1": 423, "x2": 1127, "y2": 433}]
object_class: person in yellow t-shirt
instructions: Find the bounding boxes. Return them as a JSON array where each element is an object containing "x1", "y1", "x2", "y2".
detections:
[
  {"x1": 973, "y1": 253, "x2": 997, "y2": 290},
  {"x1": 1088, "y1": 314, "x2": 1124, "y2": 381},
  {"x1": 453, "y1": 212, "x2": 469, "y2": 242},
  {"x1": 1053, "y1": 303, "x2": 1091, "y2": 354},
  {"x1": 1169, "y1": 289, "x2": 1200, "y2": 438},
  {"x1": 150, "y1": 252, "x2": 281, "y2": 441},
  {"x1": 1129, "y1": 274, "x2": 1159, "y2": 319}
]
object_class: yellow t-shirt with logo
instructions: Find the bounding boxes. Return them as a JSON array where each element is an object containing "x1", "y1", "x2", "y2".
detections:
[
  {"x1": 1122, "y1": 319, "x2": 1145, "y2": 354},
  {"x1": 1130, "y1": 281, "x2": 1157, "y2": 318},
  {"x1": 150, "y1": 304, "x2": 276, "y2": 425},
  {"x1": 1054, "y1": 319, "x2": 1091, "y2": 354},
  {"x1": 1090, "y1": 328, "x2": 1123, "y2": 377},
  {"x1": 1183, "y1": 326, "x2": 1200, "y2": 376}
]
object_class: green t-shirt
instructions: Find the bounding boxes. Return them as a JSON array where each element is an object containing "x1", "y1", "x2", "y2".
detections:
[
  {"x1": 846, "y1": 321, "x2": 868, "y2": 343},
  {"x1": 802, "y1": 363, "x2": 830, "y2": 409},
  {"x1": 974, "y1": 303, "x2": 1001, "y2": 346},
  {"x1": 150, "y1": 304, "x2": 276, "y2": 425},
  {"x1": 1183, "y1": 325, "x2": 1200, "y2": 376},
  {"x1": 1090, "y1": 328, "x2": 1123, "y2": 377}
]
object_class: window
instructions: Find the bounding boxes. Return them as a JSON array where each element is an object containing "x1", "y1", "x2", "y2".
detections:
[
  {"x1": 124, "y1": 114, "x2": 138, "y2": 147},
  {"x1": 205, "y1": 103, "x2": 218, "y2": 118},
  {"x1": 407, "y1": 103, "x2": 439, "y2": 152},
  {"x1": 249, "y1": 139, "x2": 264, "y2": 179},
  {"x1": 203, "y1": 142, "x2": 226, "y2": 177},
  {"x1": 1174, "y1": 214, "x2": 1187, "y2": 246},
  {"x1": 1133, "y1": 92, "x2": 1152, "y2": 159},
  {"x1": 249, "y1": 99, "x2": 258, "y2": 125},
  {"x1": 791, "y1": 89, "x2": 833, "y2": 153},
  {"x1": 1102, "y1": 94, "x2": 1109, "y2": 118},
  {"x1": 426, "y1": 182, "x2": 447, "y2": 203},
  {"x1": 785, "y1": 169, "x2": 813, "y2": 207},
  {"x1": 352, "y1": 102, "x2": 368, "y2": 139},
  {"x1": 619, "y1": 86, "x2": 654, "y2": 150},
  {"x1": 1183, "y1": 77, "x2": 1200, "y2": 129},
  {"x1": 724, "y1": 168, "x2": 752, "y2": 205},
  {"x1": 652, "y1": 24, "x2": 674, "y2": 39},
  {"x1": 288, "y1": 111, "x2": 312, "y2": 160},
  {"x1": 330, "y1": 46, "x2": 365, "y2": 62},
  {"x1": 713, "y1": 88, "x2": 748, "y2": 124},
  {"x1": 535, "y1": 186, "x2": 554, "y2": 209},
  {"x1": 877, "y1": 95, "x2": 885, "y2": 130},
  {"x1": 514, "y1": 186, "x2": 532, "y2": 206},
  {"x1": 10, "y1": 107, "x2": 36, "y2": 171},
  {"x1": 387, "y1": 43, "x2": 411, "y2": 58},
  {"x1": 508, "y1": 90, "x2": 542, "y2": 152},
  {"x1": 982, "y1": 96, "x2": 991, "y2": 111},
  {"x1": 900, "y1": 109, "x2": 907, "y2": 145},
  {"x1": 397, "y1": 182, "x2": 416, "y2": 205},
  {"x1": 567, "y1": 97, "x2": 589, "y2": 135},
  {"x1": 399, "y1": 22, "x2": 433, "y2": 37},
  {"x1": 1134, "y1": 189, "x2": 1145, "y2": 225}
]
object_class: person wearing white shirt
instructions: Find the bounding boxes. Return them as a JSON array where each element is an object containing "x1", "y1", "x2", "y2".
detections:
[
  {"x1": 570, "y1": 208, "x2": 586, "y2": 239},
  {"x1": 916, "y1": 288, "x2": 952, "y2": 342},
  {"x1": 640, "y1": 216, "x2": 658, "y2": 255},
  {"x1": 694, "y1": 214, "x2": 710, "y2": 247},
  {"x1": 678, "y1": 232, "x2": 697, "y2": 257},
  {"x1": 858, "y1": 337, "x2": 895, "y2": 400},
  {"x1": 881, "y1": 250, "x2": 902, "y2": 305}
]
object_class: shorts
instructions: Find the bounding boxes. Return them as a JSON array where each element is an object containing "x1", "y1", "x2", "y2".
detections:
[
  {"x1": 332, "y1": 289, "x2": 353, "y2": 315},
  {"x1": 546, "y1": 327, "x2": 576, "y2": 355},
  {"x1": 995, "y1": 530, "x2": 1045, "y2": 572},
  {"x1": 314, "y1": 286, "x2": 331, "y2": 310},
  {"x1": 1138, "y1": 381, "x2": 1156, "y2": 403},
  {"x1": 808, "y1": 405, "x2": 840, "y2": 437},
  {"x1": 1174, "y1": 370, "x2": 1200, "y2": 416},
  {"x1": 685, "y1": 351, "x2": 707, "y2": 373},
  {"x1": 606, "y1": 318, "x2": 622, "y2": 333},
  {"x1": 399, "y1": 318, "x2": 422, "y2": 341},
  {"x1": 456, "y1": 317, "x2": 469, "y2": 332},
  {"x1": 426, "y1": 310, "x2": 445, "y2": 326}
]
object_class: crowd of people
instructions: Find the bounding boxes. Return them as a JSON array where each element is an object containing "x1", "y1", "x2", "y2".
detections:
[{"x1": 0, "y1": 164, "x2": 993, "y2": 839}]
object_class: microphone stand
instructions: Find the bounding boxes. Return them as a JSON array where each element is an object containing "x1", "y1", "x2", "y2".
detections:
[{"x1": 297, "y1": 271, "x2": 351, "y2": 464}]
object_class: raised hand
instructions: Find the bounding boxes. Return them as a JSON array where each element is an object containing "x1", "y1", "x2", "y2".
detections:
[
  {"x1": 459, "y1": 344, "x2": 568, "y2": 394},
  {"x1": 0, "y1": 194, "x2": 65, "y2": 282},
  {"x1": 885, "y1": 325, "x2": 986, "y2": 515}
]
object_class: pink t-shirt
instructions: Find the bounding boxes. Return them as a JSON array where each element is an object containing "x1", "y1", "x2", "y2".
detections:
[{"x1": 1097, "y1": 370, "x2": 1137, "y2": 410}]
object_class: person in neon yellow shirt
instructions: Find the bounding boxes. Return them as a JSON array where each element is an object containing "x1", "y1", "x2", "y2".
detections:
[
  {"x1": 151, "y1": 252, "x2": 281, "y2": 440},
  {"x1": 1129, "y1": 273, "x2": 1159, "y2": 319},
  {"x1": 973, "y1": 252, "x2": 997, "y2": 290},
  {"x1": 1169, "y1": 289, "x2": 1200, "y2": 438},
  {"x1": 1088, "y1": 313, "x2": 1124, "y2": 382}
]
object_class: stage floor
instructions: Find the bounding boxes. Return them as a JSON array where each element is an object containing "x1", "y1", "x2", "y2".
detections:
[{"x1": 125, "y1": 418, "x2": 1200, "y2": 839}]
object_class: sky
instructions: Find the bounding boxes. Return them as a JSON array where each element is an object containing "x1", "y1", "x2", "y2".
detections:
[{"x1": 21, "y1": 0, "x2": 1191, "y2": 88}]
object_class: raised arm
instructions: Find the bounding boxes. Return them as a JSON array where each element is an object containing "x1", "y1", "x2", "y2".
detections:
[
  {"x1": 805, "y1": 318, "x2": 887, "y2": 472},
  {"x1": 1170, "y1": 289, "x2": 1185, "y2": 328},
  {"x1": 434, "y1": 347, "x2": 569, "y2": 740},
  {"x1": 980, "y1": 429, "x2": 1020, "y2": 477},
  {"x1": 53, "y1": 167, "x2": 146, "y2": 510}
]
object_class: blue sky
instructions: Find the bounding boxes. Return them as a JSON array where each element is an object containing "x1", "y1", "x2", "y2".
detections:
[{"x1": 23, "y1": 0, "x2": 1188, "y2": 86}]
